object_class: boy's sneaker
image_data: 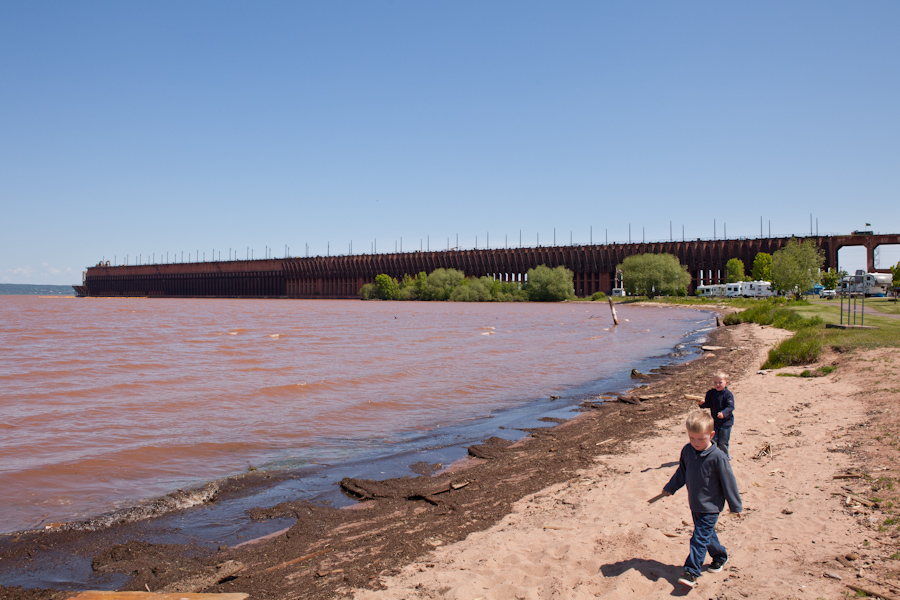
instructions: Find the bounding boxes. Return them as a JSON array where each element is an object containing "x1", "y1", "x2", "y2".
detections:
[
  {"x1": 677, "y1": 571, "x2": 699, "y2": 587},
  {"x1": 708, "y1": 557, "x2": 728, "y2": 572}
]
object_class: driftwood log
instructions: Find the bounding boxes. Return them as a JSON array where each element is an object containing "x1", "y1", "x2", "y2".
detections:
[
  {"x1": 467, "y1": 436, "x2": 515, "y2": 460},
  {"x1": 617, "y1": 393, "x2": 640, "y2": 405},
  {"x1": 846, "y1": 582, "x2": 900, "y2": 600},
  {"x1": 158, "y1": 560, "x2": 245, "y2": 593},
  {"x1": 339, "y1": 475, "x2": 471, "y2": 503}
]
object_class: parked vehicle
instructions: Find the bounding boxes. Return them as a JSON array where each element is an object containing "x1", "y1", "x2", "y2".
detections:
[
  {"x1": 696, "y1": 284, "x2": 726, "y2": 298},
  {"x1": 725, "y1": 282, "x2": 745, "y2": 298},
  {"x1": 820, "y1": 289, "x2": 836, "y2": 299},
  {"x1": 743, "y1": 281, "x2": 773, "y2": 298},
  {"x1": 838, "y1": 270, "x2": 893, "y2": 297},
  {"x1": 700, "y1": 281, "x2": 773, "y2": 299},
  {"x1": 610, "y1": 288, "x2": 626, "y2": 297}
]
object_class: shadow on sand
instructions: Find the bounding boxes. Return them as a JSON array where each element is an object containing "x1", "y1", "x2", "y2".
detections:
[{"x1": 600, "y1": 558, "x2": 692, "y2": 596}]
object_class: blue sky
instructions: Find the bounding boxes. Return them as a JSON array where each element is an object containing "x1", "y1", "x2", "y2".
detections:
[{"x1": 2, "y1": 1, "x2": 898, "y2": 285}]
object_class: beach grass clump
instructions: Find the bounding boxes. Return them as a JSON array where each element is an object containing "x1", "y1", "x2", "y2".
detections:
[
  {"x1": 762, "y1": 326, "x2": 823, "y2": 369},
  {"x1": 773, "y1": 310, "x2": 823, "y2": 330},
  {"x1": 824, "y1": 320, "x2": 900, "y2": 352},
  {"x1": 775, "y1": 364, "x2": 836, "y2": 378},
  {"x1": 723, "y1": 298, "x2": 821, "y2": 331}
]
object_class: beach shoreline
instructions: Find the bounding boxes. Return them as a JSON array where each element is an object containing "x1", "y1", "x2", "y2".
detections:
[
  {"x1": 0, "y1": 297, "x2": 712, "y2": 539},
  {"x1": 4, "y1": 317, "x2": 899, "y2": 600},
  {"x1": 349, "y1": 322, "x2": 900, "y2": 600},
  {"x1": 0, "y1": 317, "x2": 735, "y2": 599}
]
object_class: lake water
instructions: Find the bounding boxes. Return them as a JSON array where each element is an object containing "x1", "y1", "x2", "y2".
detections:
[{"x1": 0, "y1": 296, "x2": 714, "y2": 536}]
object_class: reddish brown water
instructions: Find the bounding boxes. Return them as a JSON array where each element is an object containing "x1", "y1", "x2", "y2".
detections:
[{"x1": 0, "y1": 296, "x2": 712, "y2": 535}]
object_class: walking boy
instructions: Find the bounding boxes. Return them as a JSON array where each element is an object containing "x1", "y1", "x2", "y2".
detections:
[
  {"x1": 697, "y1": 371, "x2": 734, "y2": 459},
  {"x1": 663, "y1": 412, "x2": 742, "y2": 588}
]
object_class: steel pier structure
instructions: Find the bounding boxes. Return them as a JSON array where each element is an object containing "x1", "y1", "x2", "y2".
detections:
[{"x1": 76, "y1": 233, "x2": 900, "y2": 299}]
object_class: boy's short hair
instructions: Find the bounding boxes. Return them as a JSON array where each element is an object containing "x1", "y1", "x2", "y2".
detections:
[
  {"x1": 713, "y1": 371, "x2": 728, "y2": 380},
  {"x1": 686, "y1": 411, "x2": 715, "y2": 434}
]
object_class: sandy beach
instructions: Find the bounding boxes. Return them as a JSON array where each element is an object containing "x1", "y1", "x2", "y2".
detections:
[{"x1": 4, "y1": 318, "x2": 900, "y2": 600}]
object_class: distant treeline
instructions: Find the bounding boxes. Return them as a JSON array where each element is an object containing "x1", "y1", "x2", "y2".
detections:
[
  {"x1": 360, "y1": 265, "x2": 606, "y2": 302},
  {"x1": 0, "y1": 284, "x2": 75, "y2": 296}
]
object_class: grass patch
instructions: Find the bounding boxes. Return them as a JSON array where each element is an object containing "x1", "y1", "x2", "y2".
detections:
[
  {"x1": 651, "y1": 296, "x2": 900, "y2": 364},
  {"x1": 762, "y1": 327, "x2": 823, "y2": 369},
  {"x1": 775, "y1": 365, "x2": 837, "y2": 378},
  {"x1": 722, "y1": 298, "x2": 823, "y2": 330},
  {"x1": 852, "y1": 297, "x2": 900, "y2": 315},
  {"x1": 646, "y1": 296, "x2": 762, "y2": 309}
]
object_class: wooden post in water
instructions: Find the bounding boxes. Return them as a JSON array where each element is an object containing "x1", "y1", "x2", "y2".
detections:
[{"x1": 608, "y1": 297, "x2": 619, "y2": 326}]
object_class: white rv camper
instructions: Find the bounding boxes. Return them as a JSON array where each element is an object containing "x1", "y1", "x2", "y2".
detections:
[
  {"x1": 838, "y1": 270, "x2": 893, "y2": 296},
  {"x1": 866, "y1": 273, "x2": 893, "y2": 297},
  {"x1": 744, "y1": 281, "x2": 773, "y2": 298},
  {"x1": 696, "y1": 284, "x2": 726, "y2": 298},
  {"x1": 725, "y1": 282, "x2": 745, "y2": 298}
]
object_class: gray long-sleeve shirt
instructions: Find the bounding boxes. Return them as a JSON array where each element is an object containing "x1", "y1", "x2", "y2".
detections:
[{"x1": 664, "y1": 442, "x2": 742, "y2": 514}]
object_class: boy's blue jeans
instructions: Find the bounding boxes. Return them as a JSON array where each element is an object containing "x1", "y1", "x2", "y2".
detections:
[
  {"x1": 685, "y1": 511, "x2": 727, "y2": 576},
  {"x1": 716, "y1": 424, "x2": 732, "y2": 458}
]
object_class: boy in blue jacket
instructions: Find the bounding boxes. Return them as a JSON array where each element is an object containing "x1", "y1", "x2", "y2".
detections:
[
  {"x1": 697, "y1": 371, "x2": 735, "y2": 459},
  {"x1": 663, "y1": 411, "x2": 742, "y2": 588}
]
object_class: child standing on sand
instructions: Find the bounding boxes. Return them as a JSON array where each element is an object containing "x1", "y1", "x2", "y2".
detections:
[
  {"x1": 663, "y1": 412, "x2": 742, "y2": 588},
  {"x1": 697, "y1": 371, "x2": 735, "y2": 459}
]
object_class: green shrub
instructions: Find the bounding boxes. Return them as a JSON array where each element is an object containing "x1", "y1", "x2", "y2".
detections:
[
  {"x1": 524, "y1": 265, "x2": 575, "y2": 301},
  {"x1": 449, "y1": 277, "x2": 493, "y2": 301},
  {"x1": 361, "y1": 265, "x2": 564, "y2": 302},
  {"x1": 762, "y1": 327, "x2": 823, "y2": 369},
  {"x1": 618, "y1": 253, "x2": 690, "y2": 296},
  {"x1": 590, "y1": 291, "x2": 607, "y2": 301},
  {"x1": 490, "y1": 279, "x2": 526, "y2": 302},
  {"x1": 374, "y1": 274, "x2": 400, "y2": 300},
  {"x1": 723, "y1": 299, "x2": 820, "y2": 331},
  {"x1": 420, "y1": 268, "x2": 467, "y2": 300},
  {"x1": 722, "y1": 312, "x2": 743, "y2": 326},
  {"x1": 359, "y1": 283, "x2": 377, "y2": 299}
]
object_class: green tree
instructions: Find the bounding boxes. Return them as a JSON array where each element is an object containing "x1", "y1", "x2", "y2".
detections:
[
  {"x1": 420, "y1": 268, "x2": 466, "y2": 300},
  {"x1": 892, "y1": 262, "x2": 900, "y2": 288},
  {"x1": 395, "y1": 272, "x2": 428, "y2": 300},
  {"x1": 359, "y1": 283, "x2": 376, "y2": 299},
  {"x1": 726, "y1": 258, "x2": 745, "y2": 283},
  {"x1": 770, "y1": 238, "x2": 824, "y2": 298},
  {"x1": 374, "y1": 274, "x2": 400, "y2": 300},
  {"x1": 449, "y1": 277, "x2": 493, "y2": 301},
  {"x1": 618, "y1": 253, "x2": 691, "y2": 297},
  {"x1": 524, "y1": 265, "x2": 575, "y2": 301},
  {"x1": 751, "y1": 252, "x2": 773, "y2": 281},
  {"x1": 489, "y1": 279, "x2": 525, "y2": 301},
  {"x1": 820, "y1": 268, "x2": 844, "y2": 290}
]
